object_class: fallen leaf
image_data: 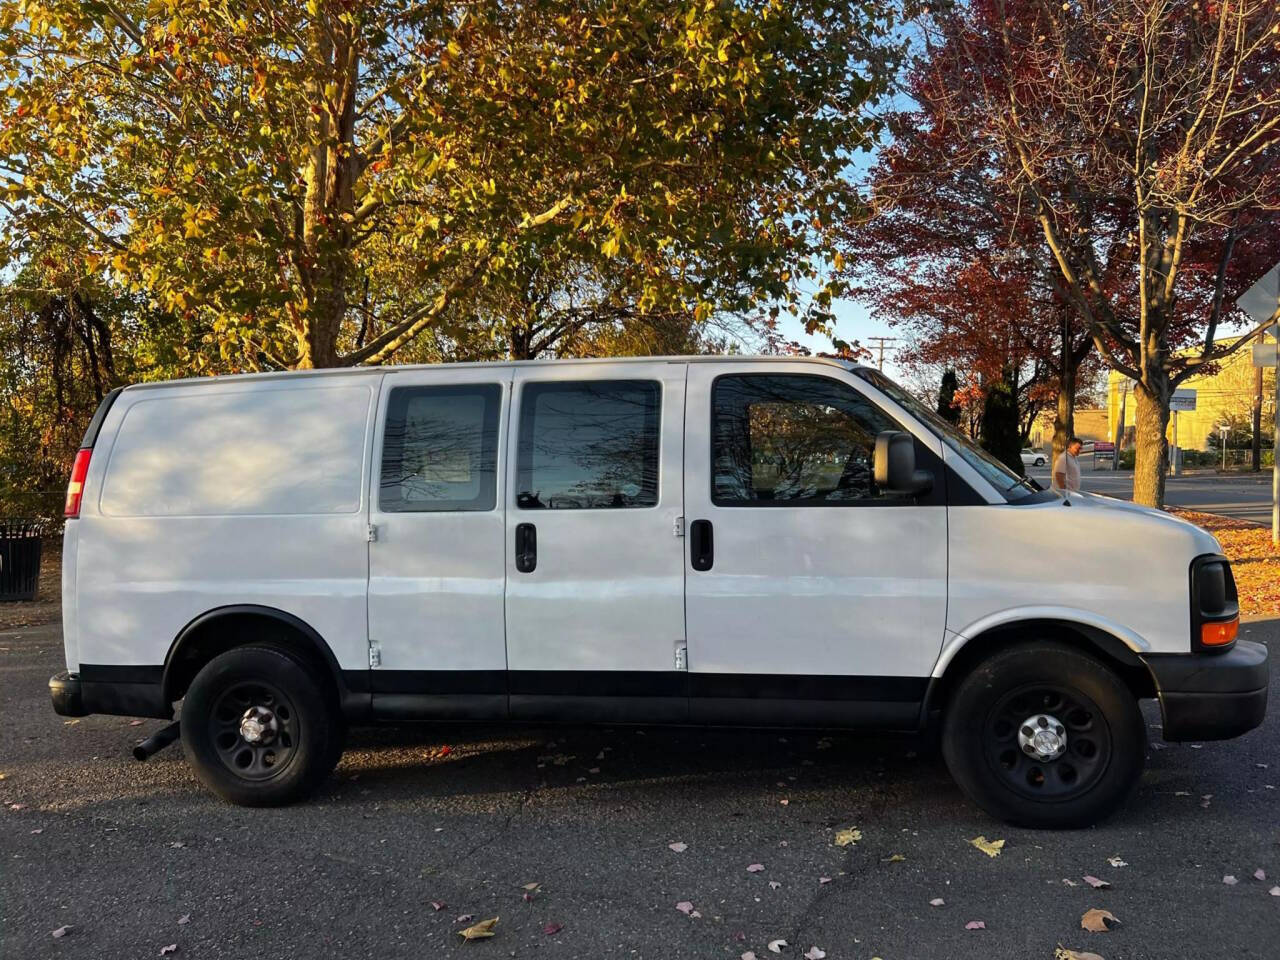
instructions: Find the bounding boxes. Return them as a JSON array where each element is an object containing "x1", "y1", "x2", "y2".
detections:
[
  {"x1": 1270, "y1": 886, "x2": 1280, "y2": 896},
  {"x1": 51, "y1": 926, "x2": 72, "y2": 939},
  {"x1": 818, "y1": 877, "x2": 832, "y2": 885},
  {"x1": 668, "y1": 842, "x2": 688, "y2": 853},
  {"x1": 1255, "y1": 869, "x2": 1267, "y2": 881},
  {"x1": 742, "y1": 954, "x2": 758, "y2": 960},
  {"x1": 833, "y1": 827, "x2": 861, "y2": 847},
  {"x1": 747, "y1": 863, "x2": 765, "y2": 872},
  {"x1": 1223, "y1": 875, "x2": 1238, "y2": 885},
  {"x1": 1062, "y1": 878, "x2": 1078, "y2": 886},
  {"x1": 965, "y1": 920, "x2": 985, "y2": 930},
  {"x1": 970, "y1": 836, "x2": 1004, "y2": 858},
  {"x1": 159, "y1": 946, "x2": 178, "y2": 956},
  {"x1": 458, "y1": 917, "x2": 498, "y2": 940},
  {"x1": 779, "y1": 799, "x2": 789, "y2": 806},
  {"x1": 804, "y1": 948, "x2": 826, "y2": 960},
  {"x1": 521, "y1": 882, "x2": 540, "y2": 892},
  {"x1": 177, "y1": 914, "x2": 190, "y2": 925},
  {"x1": 1106, "y1": 856, "x2": 1127, "y2": 868},
  {"x1": 1083, "y1": 875, "x2": 1110, "y2": 889},
  {"x1": 454, "y1": 914, "x2": 473, "y2": 924},
  {"x1": 882, "y1": 853, "x2": 906, "y2": 863},
  {"x1": 769, "y1": 881, "x2": 782, "y2": 890},
  {"x1": 1081, "y1": 908, "x2": 1119, "y2": 933},
  {"x1": 768, "y1": 940, "x2": 788, "y2": 953},
  {"x1": 30, "y1": 828, "x2": 42, "y2": 834},
  {"x1": 542, "y1": 922, "x2": 562, "y2": 936},
  {"x1": 675, "y1": 901, "x2": 695, "y2": 915},
  {"x1": 521, "y1": 893, "x2": 534, "y2": 903},
  {"x1": 1055, "y1": 948, "x2": 1105, "y2": 960},
  {"x1": 129, "y1": 719, "x2": 144, "y2": 726},
  {"x1": 929, "y1": 898, "x2": 945, "y2": 906},
  {"x1": 429, "y1": 901, "x2": 446, "y2": 912}
]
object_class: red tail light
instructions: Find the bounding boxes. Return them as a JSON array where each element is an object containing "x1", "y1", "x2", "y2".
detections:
[{"x1": 65, "y1": 448, "x2": 92, "y2": 518}]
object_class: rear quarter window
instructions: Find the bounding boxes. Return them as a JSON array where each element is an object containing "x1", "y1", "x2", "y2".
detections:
[{"x1": 99, "y1": 383, "x2": 373, "y2": 517}]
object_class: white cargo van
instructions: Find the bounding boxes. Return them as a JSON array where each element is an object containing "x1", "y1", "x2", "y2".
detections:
[{"x1": 50, "y1": 357, "x2": 1267, "y2": 826}]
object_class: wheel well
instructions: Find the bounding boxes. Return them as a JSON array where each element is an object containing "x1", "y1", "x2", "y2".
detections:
[
  {"x1": 927, "y1": 619, "x2": 1157, "y2": 721},
  {"x1": 163, "y1": 607, "x2": 343, "y2": 707}
]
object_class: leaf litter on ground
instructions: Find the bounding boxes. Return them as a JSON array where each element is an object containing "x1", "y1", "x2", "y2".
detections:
[
  {"x1": 969, "y1": 836, "x2": 1004, "y2": 857},
  {"x1": 833, "y1": 827, "x2": 861, "y2": 847},
  {"x1": 1081, "y1": 909, "x2": 1120, "y2": 932},
  {"x1": 458, "y1": 917, "x2": 498, "y2": 940}
]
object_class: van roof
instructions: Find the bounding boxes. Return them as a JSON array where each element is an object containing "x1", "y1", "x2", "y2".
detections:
[{"x1": 122, "y1": 354, "x2": 869, "y2": 392}]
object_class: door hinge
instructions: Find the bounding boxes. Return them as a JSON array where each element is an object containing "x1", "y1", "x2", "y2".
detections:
[
  {"x1": 672, "y1": 515, "x2": 685, "y2": 538},
  {"x1": 368, "y1": 642, "x2": 381, "y2": 668},
  {"x1": 367, "y1": 523, "x2": 378, "y2": 543},
  {"x1": 674, "y1": 643, "x2": 687, "y2": 671}
]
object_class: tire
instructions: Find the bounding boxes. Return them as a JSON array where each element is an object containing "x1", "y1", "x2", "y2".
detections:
[
  {"x1": 180, "y1": 644, "x2": 344, "y2": 806},
  {"x1": 941, "y1": 642, "x2": 1145, "y2": 828},
  {"x1": 1035, "y1": 457, "x2": 1045, "y2": 466}
]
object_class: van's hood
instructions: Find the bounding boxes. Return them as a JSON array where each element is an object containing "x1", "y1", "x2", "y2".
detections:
[{"x1": 1062, "y1": 490, "x2": 1222, "y2": 553}]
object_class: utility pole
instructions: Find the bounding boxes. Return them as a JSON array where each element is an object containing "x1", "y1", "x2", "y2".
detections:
[{"x1": 867, "y1": 337, "x2": 898, "y2": 371}]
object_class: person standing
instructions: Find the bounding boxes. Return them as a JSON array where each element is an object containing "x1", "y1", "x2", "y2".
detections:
[{"x1": 1053, "y1": 436, "x2": 1083, "y2": 493}]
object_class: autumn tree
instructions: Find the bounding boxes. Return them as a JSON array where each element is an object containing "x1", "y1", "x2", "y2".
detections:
[
  {"x1": 843, "y1": 36, "x2": 1098, "y2": 468},
  {"x1": 936, "y1": 368, "x2": 960, "y2": 424},
  {"x1": 1, "y1": 0, "x2": 901, "y2": 371},
  {"x1": 918, "y1": 0, "x2": 1280, "y2": 507}
]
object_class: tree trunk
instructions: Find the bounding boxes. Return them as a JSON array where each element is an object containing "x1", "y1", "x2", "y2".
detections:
[
  {"x1": 1051, "y1": 328, "x2": 1077, "y2": 467},
  {"x1": 509, "y1": 324, "x2": 533, "y2": 361},
  {"x1": 1132, "y1": 383, "x2": 1170, "y2": 507}
]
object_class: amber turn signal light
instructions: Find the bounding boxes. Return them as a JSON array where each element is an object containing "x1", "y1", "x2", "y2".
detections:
[{"x1": 1200, "y1": 616, "x2": 1238, "y2": 647}]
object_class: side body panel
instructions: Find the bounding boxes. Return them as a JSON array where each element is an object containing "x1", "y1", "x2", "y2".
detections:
[
  {"x1": 72, "y1": 377, "x2": 377, "y2": 675},
  {"x1": 944, "y1": 494, "x2": 1220, "y2": 659}
]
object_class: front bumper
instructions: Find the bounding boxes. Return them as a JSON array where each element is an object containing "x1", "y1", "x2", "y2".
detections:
[
  {"x1": 1141, "y1": 640, "x2": 1269, "y2": 741},
  {"x1": 49, "y1": 670, "x2": 173, "y2": 720}
]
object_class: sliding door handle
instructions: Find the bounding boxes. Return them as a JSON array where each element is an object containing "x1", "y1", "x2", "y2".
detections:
[
  {"x1": 515, "y1": 522, "x2": 537, "y2": 573},
  {"x1": 689, "y1": 519, "x2": 714, "y2": 571}
]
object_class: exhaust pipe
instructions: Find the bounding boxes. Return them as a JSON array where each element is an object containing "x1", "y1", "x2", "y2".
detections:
[{"x1": 132, "y1": 721, "x2": 180, "y2": 761}]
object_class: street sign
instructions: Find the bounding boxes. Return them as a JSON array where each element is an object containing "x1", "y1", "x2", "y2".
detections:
[
  {"x1": 1170, "y1": 388, "x2": 1197, "y2": 412},
  {"x1": 1093, "y1": 441, "x2": 1115, "y2": 459},
  {"x1": 1239, "y1": 263, "x2": 1280, "y2": 328},
  {"x1": 1254, "y1": 341, "x2": 1278, "y2": 368}
]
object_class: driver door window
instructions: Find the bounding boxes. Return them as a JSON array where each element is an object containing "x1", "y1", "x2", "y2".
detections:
[{"x1": 712, "y1": 374, "x2": 903, "y2": 505}]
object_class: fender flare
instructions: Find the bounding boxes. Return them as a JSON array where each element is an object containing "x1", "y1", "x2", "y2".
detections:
[
  {"x1": 933, "y1": 606, "x2": 1152, "y2": 679},
  {"x1": 920, "y1": 607, "x2": 1157, "y2": 727},
  {"x1": 162, "y1": 603, "x2": 348, "y2": 703}
]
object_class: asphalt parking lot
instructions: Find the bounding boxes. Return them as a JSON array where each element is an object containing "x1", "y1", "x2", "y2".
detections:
[{"x1": 2, "y1": 620, "x2": 1278, "y2": 960}]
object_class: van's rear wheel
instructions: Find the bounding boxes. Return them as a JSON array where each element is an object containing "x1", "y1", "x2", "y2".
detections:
[
  {"x1": 941, "y1": 642, "x2": 1145, "y2": 828},
  {"x1": 181, "y1": 644, "x2": 343, "y2": 806}
]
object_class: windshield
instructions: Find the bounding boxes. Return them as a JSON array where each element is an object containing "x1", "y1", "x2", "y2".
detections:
[{"x1": 850, "y1": 367, "x2": 1039, "y2": 502}]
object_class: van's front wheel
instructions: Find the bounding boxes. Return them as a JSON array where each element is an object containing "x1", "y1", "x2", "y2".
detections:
[
  {"x1": 180, "y1": 645, "x2": 343, "y2": 806},
  {"x1": 941, "y1": 642, "x2": 1145, "y2": 828}
]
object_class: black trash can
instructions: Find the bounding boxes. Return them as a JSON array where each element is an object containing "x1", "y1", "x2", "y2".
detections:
[{"x1": 0, "y1": 519, "x2": 49, "y2": 601}]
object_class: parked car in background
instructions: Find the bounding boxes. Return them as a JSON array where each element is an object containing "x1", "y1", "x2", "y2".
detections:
[
  {"x1": 51, "y1": 356, "x2": 1267, "y2": 827},
  {"x1": 1021, "y1": 448, "x2": 1046, "y2": 467}
]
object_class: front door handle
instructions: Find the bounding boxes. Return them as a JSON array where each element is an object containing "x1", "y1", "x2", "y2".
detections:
[
  {"x1": 515, "y1": 522, "x2": 537, "y2": 573},
  {"x1": 689, "y1": 519, "x2": 713, "y2": 571}
]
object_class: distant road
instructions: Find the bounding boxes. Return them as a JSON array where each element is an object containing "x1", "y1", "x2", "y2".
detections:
[{"x1": 1026, "y1": 464, "x2": 1274, "y2": 525}]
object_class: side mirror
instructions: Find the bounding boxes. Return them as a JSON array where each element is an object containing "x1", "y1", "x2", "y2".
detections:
[{"x1": 874, "y1": 431, "x2": 934, "y2": 497}]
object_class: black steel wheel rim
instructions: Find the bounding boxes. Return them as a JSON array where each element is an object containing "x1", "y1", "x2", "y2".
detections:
[
  {"x1": 983, "y1": 682, "x2": 1112, "y2": 802},
  {"x1": 208, "y1": 680, "x2": 300, "y2": 782}
]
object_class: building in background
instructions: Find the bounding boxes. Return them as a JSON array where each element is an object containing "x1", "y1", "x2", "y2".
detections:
[
  {"x1": 1027, "y1": 408, "x2": 1109, "y2": 451},
  {"x1": 1107, "y1": 339, "x2": 1276, "y2": 453}
]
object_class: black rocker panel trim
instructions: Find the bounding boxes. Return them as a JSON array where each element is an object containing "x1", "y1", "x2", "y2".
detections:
[{"x1": 341, "y1": 669, "x2": 928, "y2": 727}]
